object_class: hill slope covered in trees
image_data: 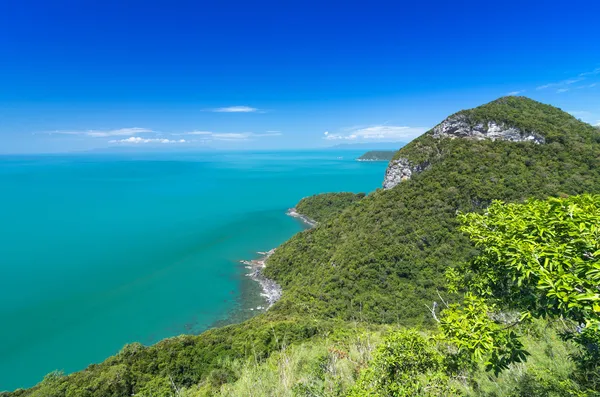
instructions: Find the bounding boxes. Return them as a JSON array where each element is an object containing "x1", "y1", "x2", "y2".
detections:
[
  {"x1": 294, "y1": 192, "x2": 365, "y2": 223},
  {"x1": 264, "y1": 96, "x2": 600, "y2": 325}
]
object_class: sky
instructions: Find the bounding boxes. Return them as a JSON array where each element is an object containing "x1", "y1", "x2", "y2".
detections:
[{"x1": 0, "y1": 0, "x2": 599, "y2": 153}]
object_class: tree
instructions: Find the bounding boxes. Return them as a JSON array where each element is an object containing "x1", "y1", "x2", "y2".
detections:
[{"x1": 441, "y1": 194, "x2": 600, "y2": 381}]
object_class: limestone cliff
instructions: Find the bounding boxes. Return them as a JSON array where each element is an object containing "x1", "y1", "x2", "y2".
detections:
[
  {"x1": 383, "y1": 158, "x2": 428, "y2": 189},
  {"x1": 430, "y1": 114, "x2": 545, "y2": 143},
  {"x1": 383, "y1": 103, "x2": 546, "y2": 190}
]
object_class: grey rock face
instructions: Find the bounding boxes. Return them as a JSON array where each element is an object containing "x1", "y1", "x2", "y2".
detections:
[
  {"x1": 431, "y1": 114, "x2": 545, "y2": 144},
  {"x1": 383, "y1": 115, "x2": 545, "y2": 190},
  {"x1": 383, "y1": 158, "x2": 427, "y2": 190}
]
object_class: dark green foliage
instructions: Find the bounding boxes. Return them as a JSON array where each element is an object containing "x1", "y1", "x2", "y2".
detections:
[
  {"x1": 265, "y1": 97, "x2": 600, "y2": 326},
  {"x1": 356, "y1": 150, "x2": 395, "y2": 161},
  {"x1": 294, "y1": 192, "x2": 365, "y2": 223},
  {"x1": 566, "y1": 327, "x2": 600, "y2": 391},
  {"x1": 393, "y1": 96, "x2": 600, "y2": 165},
  {"x1": 3, "y1": 318, "x2": 332, "y2": 397},
  {"x1": 443, "y1": 96, "x2": 596, "y2": 145}
]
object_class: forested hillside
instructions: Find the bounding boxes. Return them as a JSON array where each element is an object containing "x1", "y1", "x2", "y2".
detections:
[
  {"x1": 264, "y1": 96, "x2": 600, "y2": 325},
  {"x1": 294, "y1": 192, "x2": 365, "y2": 223},
  {"x1": 5, "y1": 97, "x2": 600, "y2": 396}
]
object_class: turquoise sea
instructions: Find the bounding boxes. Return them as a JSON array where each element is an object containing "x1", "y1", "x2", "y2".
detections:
[{"x1": 0, "y1": 150, "x2": 388, "y2": 391}]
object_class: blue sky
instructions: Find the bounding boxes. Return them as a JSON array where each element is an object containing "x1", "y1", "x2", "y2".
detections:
[{"x1": 1, "y1": 0, "x2": 599, "y2": 153}]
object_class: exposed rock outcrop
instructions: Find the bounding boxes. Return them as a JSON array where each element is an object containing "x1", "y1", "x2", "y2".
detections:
[
  {"x1": 431, "y1": 114, "x2": 545, "y2": 143},
  {"x1": 383, "y1": 114, "x2": 546, "y2": 190},
  {"x1": 383, "y1": 158, "x2": 428, "y2": 189},
  {"x1": 243, "y1": 249, "x2": 282, "y2": 308},
  {"x1": 286, "y1": 208, "x2": 317, "y2": 227}
]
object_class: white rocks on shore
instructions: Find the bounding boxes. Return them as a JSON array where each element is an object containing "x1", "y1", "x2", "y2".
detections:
[
  {"x1": 242, "y1": 249, "x2": 282, "y2": 308},
  {"x1": 243, "y1": 209, "x2": 317, "y2": 310},
  {"x1": 286, "y1": 208, "x2": 317, "y2": 227}
]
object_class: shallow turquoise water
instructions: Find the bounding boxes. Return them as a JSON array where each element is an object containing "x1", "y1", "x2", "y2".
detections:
[{"x1": 0, "y1": 150, "x2": 387, "y2": 391}]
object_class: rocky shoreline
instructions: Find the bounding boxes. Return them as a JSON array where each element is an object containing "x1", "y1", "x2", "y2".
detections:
[
  {"x1": 242, "y1": 209, "x2": 317, "y2": 310},
  {"x1": 286, "y1": 207, "x2": 317, "y2": 227},
  {"x1": 241, "y1": 249, "x2": 282, "y2": 308}
]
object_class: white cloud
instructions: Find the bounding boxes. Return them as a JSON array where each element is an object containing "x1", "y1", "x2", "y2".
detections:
[
  {"x1": 579, "y1": 67, "x2": 600, "y2": 77},
  {"x1": 206, "y1": 106, "x2": 259, "y2": 113},
  {"x1": 259, "y1": 132, "x2": 282, "y2": 137},
  {"x1": 177, "y1": 131, "x2": 213, "y2": 136},
  {"x1": 507, "y1": 90, "x2": 525, "y2": 96},
  {"x1": 576, "y1": 83, "x2": 597, "y2": 89},
  {"x1": 536, "y1": 67, "x2": 600, "y2": 91},
  {"x1": 212, "y1": 133, "x2": 252, "y2": 141},
  {"x1": 537, "y1": 78, "x2": 582, "y2": 90},
  {"x1": 176, "y1": 131, "x2": 282, "y2": 141},
  {"x1": 595, "y1": 121, "x2": 600, "y2": 127},
  {"x1": 51, "y1": 127, "x2": 153, "y2": 138},
  {"x1": 324, "y1": 125, "x2": 427, "y2": 141},
  {"x1": 109, "y1": 137, "x2": 186, "y2": 144}
]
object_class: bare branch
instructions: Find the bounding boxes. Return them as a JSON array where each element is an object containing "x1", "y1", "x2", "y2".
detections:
[
  {"x1": 425, "y1": 301, "x2": 440, "y2": 323},
  {"x1": 437, "y1": 290, "x2": 450, "y2": 308}
]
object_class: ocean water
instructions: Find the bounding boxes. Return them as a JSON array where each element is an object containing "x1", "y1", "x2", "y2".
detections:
[{"x1": 0, "y1": 150, "x2": 388, "y2": 391}]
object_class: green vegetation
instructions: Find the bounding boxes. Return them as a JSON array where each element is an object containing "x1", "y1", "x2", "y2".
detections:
[
  {"x1": 446, "y1": 96, "x2": 594, "y2": 144},
  {"x1": 214, "y1": 319, "x2": 587, "y2": 397},
  {"x1": 456, "y1": 195, "x2": 600, "y2": 328},
  {"x1": 349, "y1": 329, "x2": 457, "y2": 396},
  {"x1": 4, "y1": 318, "x2": 334, "y2": 397},
  {"x1": 294, "y1": 192, "x2": 365, "y2": 223},
  {"x1": 5, "y1": 96, "x2": 600, "y2": 396},
  {"x1": 266, "y1": 97, "x2": 600, "y2": 326},
  {"x1": 441, "y1": 194, "x2": 600, "y2": 389},
  {"x1": 356, "y1": 150, "x2": 395, "y2": 161}
]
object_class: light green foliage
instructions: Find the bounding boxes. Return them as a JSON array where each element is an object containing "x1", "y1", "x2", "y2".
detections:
[
  {"x1": 147, "y1": 325, "x2": 386, "y2": 397},
  {"x1": 213, "y1": 329, "x2": 382, "y2": 397},
  {"x1": 462, "y1": 320, "x2": 587, "y2": 397},
  {"x1": 294, "y1": 192, "x2": 365, "y2": 223},
  {"x1": 349, "y1": 330, "x2": 456, "y2": 397},
  {"x1": 440, "y1": 294, "x2": 528, "y2": 375},
  {"x1": 444, "y1": 195, "x2": 600, "y2": 389},
  {"x1": 458, "y1": 194, "x2": 600, "y2": 327}
]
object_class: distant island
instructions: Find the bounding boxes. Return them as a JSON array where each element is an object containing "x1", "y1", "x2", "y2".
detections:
[{"x1": 356, "y1": 150, "x2": 395, "y2": 161}]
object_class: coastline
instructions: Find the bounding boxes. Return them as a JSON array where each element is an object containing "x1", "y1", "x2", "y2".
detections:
[
  {"x1": 286, "y1": 207, "x2": 318, "y2": 227},
  {"x1": 241, "y1": 248, "x2": 282, "y2": 308},
  {"x1": 213, "y1": 207, "x2": 318, "y2": 330},
  {"x1": 241, "y1": 208, "x2": 317, "y2": 311}
]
